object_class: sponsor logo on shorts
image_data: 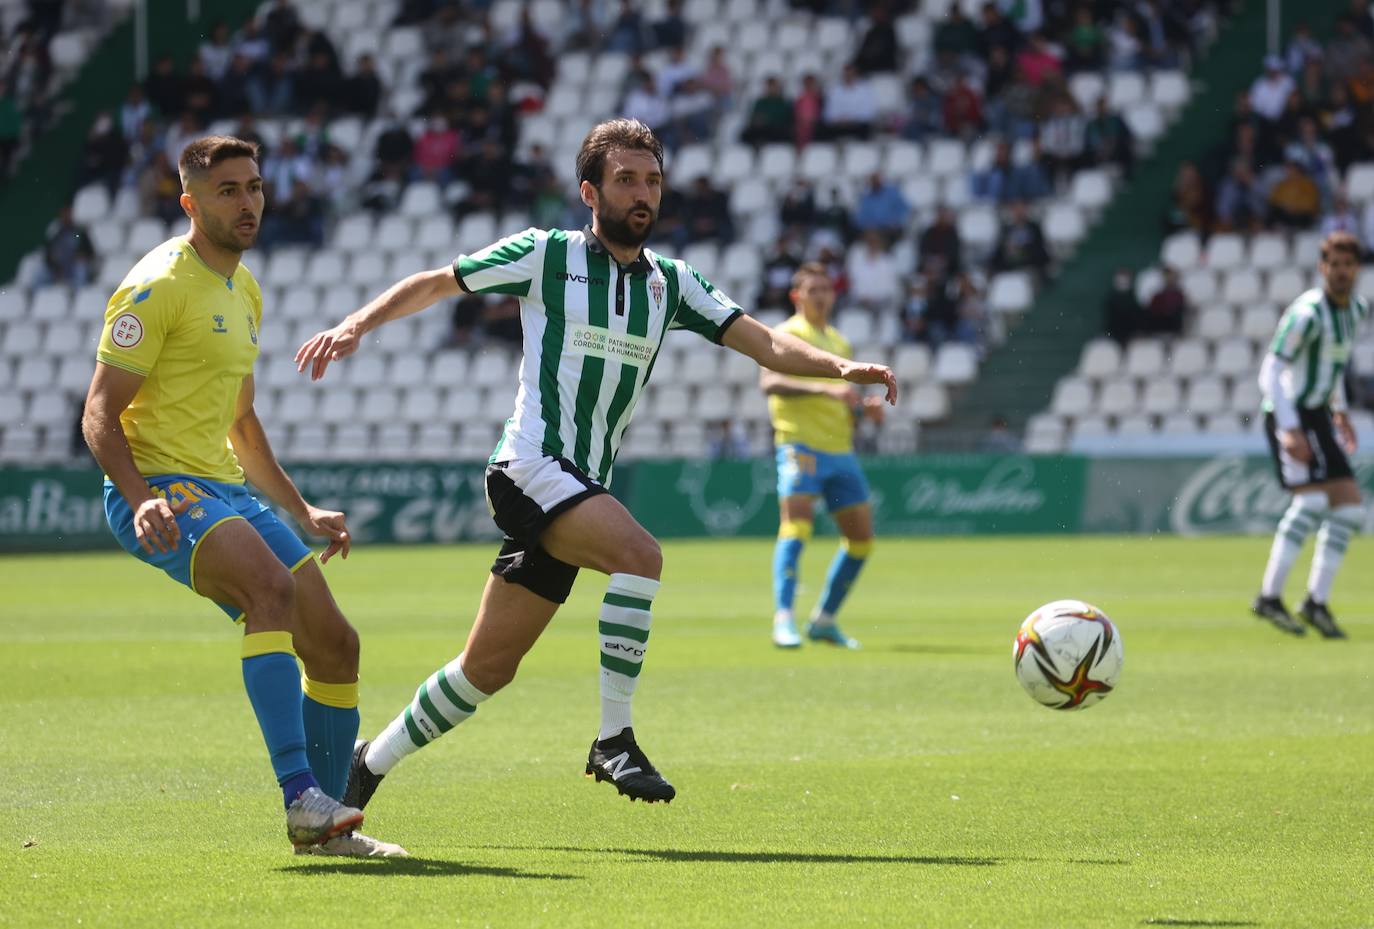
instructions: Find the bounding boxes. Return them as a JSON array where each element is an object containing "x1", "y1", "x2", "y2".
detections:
[{"x1": 111, "y1": 313, "x2": 143, "y2": 348}]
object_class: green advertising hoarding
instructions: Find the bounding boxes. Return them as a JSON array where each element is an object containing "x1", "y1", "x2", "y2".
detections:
[{"x1": 3, "y1": 455, "x2": 1373, "y2": 552}]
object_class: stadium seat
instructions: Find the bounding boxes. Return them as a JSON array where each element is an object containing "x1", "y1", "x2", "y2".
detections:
[
  {"x1": 1097, "y1": 379, "x2": 1139, "y2": 417},
  {"x1": 0, "y1": 426, "x2": 40, "y2": 463},
  {"x1": 1044, "y1": 204, "x2": 1086, "y2": 254},
  {"x1": 3, "y1": 322, "x2": 41, "y2": 360},
  {"x1": 1293, "y1": 231, "x2": 1323, "y2": 266},
  {"x1": 127, "y1": 218, "x2": 166, "y2": 254},
  {"x1": 884, "y1": 140, "x2": 922, "y2": 178},
  {"x1": 1150, "y1": 70, "x2": 1190, "y2": 112},
  {"x1": 1107, "y1": 72, "x2": 1147, "y2": 110},
  {"x1": 43, "y1": 321, "x2": 85, "y2": 355},
  {"x1": 471, "y1": 351, "x2": 516, "y2": 388},
  {"x1": 399, "y1": 182, "x2": 442, "y2": 218},
  {"x1": 1125, "y1": 339, "x2": 1166, "y2": 378},
  {"x1": 925, "y1": 139, "x2": 964, "y2": 178},
  {"x1": 402, "y1": 386, "x2": 444, "y2": 425},
  {"x1": 1184, "y1": 375, "x2": 1229, "y2": 416},
  {"x1": 456, "y1": 214, "x2": 498, "y2": 253},
  {"x1": 1068, "y1": 72, "x2": 1105, "y2": 109},
  {"x1": 55, "y1": 357, "x2": 93, "y2": 393},
  {"x1": 1070, "y1": 170, "x2": 1112, "y2": 214},
  {"x1": 696, "y1": 385, "x2": 734, "y2": 420},
  {"x1": 1116, "y1": 414, "x2": 1153, "y2": 436},
  {"x1": 264, "y1": 249, "x2": 307, "y2": 289},
  {"x1": 988, "y1": 272, "x2": 1033, "y2": 315},
  {"x1": 1051, "y1": 376, "x2": 1094, "y2": 417},
  {"x1": 375, "y1": 215, "x2": 415, "y2": 253},
  {"x1": 1070, "y1": 415, "x2": 1110, "y2": 441},
  {"x1": 71, "y1": 184, "x2": 110, "y2": 226},
  {"x1": 1124, "y1": 104, "x2": 1164, "y2": 146},
  {"x1": 902, "y1": 175, "x2": 940, "y2": 212},
  {"x1": 1230, "y1": 377, "x2": 1262, "y2": 414},
  {"x1": 1182, "y1": 269, "x2": 1218, "y2": 305},
  {"x1": 413, "y1": 423, "x2": 456, "y2": 459},
  {"x1": 1240, "y1": 304, "x2": 1279, "y2": 342},
  {"x1": 1168, "y1": 338, "x2": 1210, "y2": 378},
  {"x1": 648, "y1": 385, "x2": 691, "y2": 422},
  {"x1": 278, "y1": 284, "x2": 321, "y2": 322},
  {"x1": 1213, "y1": 339, "x2": 1254, "y2": 377},
  {"x1": 1248, "y1": 233, "x2": 1289, "y2": 270},
  {"x1": 0, "y1": 288, "x2": 29, "y2": 320},
  {"x1": 1160, "y1": 231, "x2": 1202, "y2": 271},
  {"x1": 957, "y1": 206, "x2": 999, "y2": 259},
  {"x1": 671, "y1": 144, "x2": 714, "y2": 183},
  {"x1": 1194, "y1": 305, "x2": 1235, "y2": 339},
  {"x1": 758, "y1": 144, "x2": 796, "y2": 184},
  {"x1": 841, "y1": 142, "x2": 882, "y2": 180},
  {"x1": 1160, "y1": 411, "x2": 1201, "y2": 434},
  {"x1": 933, "y1": 343, "x2": 977, "y2": 385},
  {"x1": 1023, "y1": 413, "x2": 1066, "y2": 453},
  {"x1": 1078, "y1": 338, "x2": 1121, "y2": 380},
  {"x1": 892, "y1": 343, "x2": 931, "y2": 383},
  {"x1": 1205, "y1": 234, "x2": 1246, "y2": 271},
  {"x1": 374, "y1": 422, "x2": 414, "y2": 459},
  {"x1": 30, "y1": 288, "x2": 71, "y2": 323},
  {"x1": 1345, "y1": 162, "x2": 1374, "y2": 203},
  {"x1": 1141, "y1": 378, "x2": 1182, "y2": 416},
  {"x1": 1222, "y1": 269, "x2": 1263, "y2": 308},
  {"x1": 909, "y1": 383, "x2": 949, "y2": 421}
]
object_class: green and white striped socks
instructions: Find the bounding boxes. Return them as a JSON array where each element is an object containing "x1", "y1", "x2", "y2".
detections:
[
  {"x1": 599, "y1": 573, "x2": 660, "y2": 740},
  {"x1": 1308, "y1": 504, "x2": 1363, "y2": 603},
  {"x1": 1262, "y1": 491, "x2": 1327, "y2": 598},
  {"x1": 365, "y1": 652, "x2": 489, "y2": 776}
]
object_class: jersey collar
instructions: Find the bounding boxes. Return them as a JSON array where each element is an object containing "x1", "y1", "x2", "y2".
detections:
[{"x1": 583, "y1": 224, "x2": 653, "y2": 274}]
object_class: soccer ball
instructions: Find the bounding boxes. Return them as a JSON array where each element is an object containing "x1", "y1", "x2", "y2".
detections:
[{"x1": 1013, "y1": 600, "x2": 1123, "y2": 710}]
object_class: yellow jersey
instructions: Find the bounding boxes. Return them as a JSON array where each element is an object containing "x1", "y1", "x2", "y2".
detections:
[
  {"x1": 767, "y1": 314, "x2": 854, "y2": 454},
  {"x1": 95, "y1": 237, "x2": 263, "y2": 483}
]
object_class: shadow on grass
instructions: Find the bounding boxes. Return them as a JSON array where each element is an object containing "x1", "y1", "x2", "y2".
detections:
[
  {"x1": 1140, "y1": 921, "x2": 1258, "y2": 927},
  {"x1": 280, "y1": 858, "x2": 579, "y2": 880},
  {"x1": 883, "y1": 643, "x2": 994, "y2": 656},
  {"x1": 497, "y1": 846, "x2": 1132, "y2": 867},
  {"x1": 499, "y1": 846, "x2": 1000, "y2": 866}
]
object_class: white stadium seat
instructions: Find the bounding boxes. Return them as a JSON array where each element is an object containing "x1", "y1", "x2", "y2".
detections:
[
  {"x1": 1206, "y1": 233, "x2": 1246, "y2": 271},
  {"x1": 933, "y1": 343, "x2": 978, "y2": 385},
  {"x1": 1125, "y1": 339, "x2": 1166, "y2": 378},
  {"x1": 1184, "y1": 376, "x2": 1229, "y2": 416},
  {"x1": 1213, "y1": 339, "x2": 1254, "y2": 377},
  {"x1": 909, "y1": 383, "x2": 949, "y2": 421},
  {"x1": 1150, "y1": 70, "x2": 1190, "y2": 111},
  {"x1": 892, "y1": 343, "x2": 931, "y2": 383},
  {"x1": 1141, "y1": 378, "x2": 1182, "y2": 415},
  {"x1": 1097, "y1": 379, "x2": 1139, "y2": 416},
  {"x1": 1160, "y1": 412, "x2": 1201, "y2": 434},
  {"x1": 1345, "y1": 162, "x2": 1374, "y2": 203},
  {"x1": 1070, "y1": 170, "x2": 1112, "y2": 213},
  {"x1": 988, "y1": 272, "x2": 1033, "y2": 315},
  {"x1": 1168, "y1": 339, "x2": 1210, "y2": 378},
  {"x1": 1078, "y1": 338, "x2": 1121, "y2": 380},
  {"x1": 1051, "y1": 377, "x2": 1094, "y2": 417},
  {"x1": 1160, "y1": 231, "x2": 1202, "y2": 271}
]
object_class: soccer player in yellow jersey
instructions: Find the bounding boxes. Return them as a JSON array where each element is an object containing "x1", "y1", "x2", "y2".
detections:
[
  {"x1": 762, "y1": 263, "x2": 886, "y2": 649},
  {"x1": 81, "y1": 136, "x2": 403, "y2": 856}
]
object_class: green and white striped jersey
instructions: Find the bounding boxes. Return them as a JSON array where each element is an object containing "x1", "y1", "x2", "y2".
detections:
[
  {"x1": 453, "y1": 225, "x2": 742, "y2": 485},
  {"x1": 1265, "y1": 287, "x2": 1370, "y2": 412}
]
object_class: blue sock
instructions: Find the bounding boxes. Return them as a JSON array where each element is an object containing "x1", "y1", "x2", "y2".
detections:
[
  {"x1": 302, "y1": 680, "x2": 361, "y2": 801},
  {"x1": 773, "y1": 522, "x2": 810, "y2": 611},
  {"x1": 241, "y1": 634, "x2": 317, "y2": 808},
  {"x1": 818, "y1": 540, "x2": 871, "y2": 617}
]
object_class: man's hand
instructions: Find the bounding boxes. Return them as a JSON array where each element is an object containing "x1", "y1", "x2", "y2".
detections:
[
  {"x1": 134, "y1": 496, "x2": 189, "y2": 555},
  {"x1": 1334, "y1": 411, "x2": 1358, "y2": 454},
  {"x1": 860, "y1": 395, "x2": 886, "y2": 424},
  {"x1": 299, "y1": 504, "x2": 352, "y2": 563},
  {"x1": 1280, "y1": 427, "x2": 1313, "y2": 463},
  {"x1": 838, "y1": 361, "x2": 898, "y2": 405},
  {"x1": 295, "y1": 321, "x2": 363, "y2": 381}
]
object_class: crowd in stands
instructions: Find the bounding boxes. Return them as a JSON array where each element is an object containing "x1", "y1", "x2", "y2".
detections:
[
  {"x1": 1110, "y1": 10, "x2": 1374, "y2": 345},
  {"x1": 1, "y1": 0, "x2": 112, "y2": 184},
  {"x1": 35, "y1": 0, "x2": 1224, "y2": 360},
  {"x1": 1167, "y1": 12, "x2": 1374, "y2": 242}
]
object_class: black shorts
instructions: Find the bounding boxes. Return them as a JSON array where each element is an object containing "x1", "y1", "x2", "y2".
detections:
[
  {"x1": 484, "y1": 455, "x2": 608, "y2": 603},
  {"x1": 1264, "y1": 407, "x2": 1354, "y2": 490}
]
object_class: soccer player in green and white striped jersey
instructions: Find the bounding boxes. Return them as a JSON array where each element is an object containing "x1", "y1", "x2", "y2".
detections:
[
  {"x1": 295, "y1": 119, "x2": 897, "y2": 817},
  {"x1": 1253, "y1": 231, "x2": 1368, "y2": 639}
]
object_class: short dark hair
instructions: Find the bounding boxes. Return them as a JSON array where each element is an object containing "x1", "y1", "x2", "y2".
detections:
[
  {"x1": 792, "y1": 262, "x2": 830, "y2": 288},
  {"x1": 575, "y1": 119, "x2": 664, "y2": 187},
  {"x1": 178, "y1": 135, "x2": 259, "y2": 188},
  {"x1": 1321, "y1": 231, "x2": 1361, "y2": 263}
]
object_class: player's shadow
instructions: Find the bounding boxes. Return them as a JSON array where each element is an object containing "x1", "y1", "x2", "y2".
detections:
[
  {"x1": 1140, "y1": 921, "x2": 1258, "y2": 927},
  {"x1": 501, "y1": 845, "x2": 1001, "y2": 866},
  {"x1": 884, "y1": 643, "x2": 996, "y2": 656},
  {"x1": 280, "y1": 858, "x2": 579, "y2": 880}
]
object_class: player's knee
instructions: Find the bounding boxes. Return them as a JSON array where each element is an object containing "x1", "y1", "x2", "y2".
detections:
[
  {"x1": 248, "y1": 568, "x2": 296, "y2": 621},
  {"x1": 618, "y1": 534, "x2": 662, "y2": 579},
  {"x1": 461, "y1": 651, "x2": 518, "y2": 694},
  {"x1": 843, "y1": 536, "x2": 874, "y2": 558}
]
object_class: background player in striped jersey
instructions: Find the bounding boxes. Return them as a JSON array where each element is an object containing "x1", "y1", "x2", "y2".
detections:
[
  {"x1": 1252, "y1": 231, "x2": 1368, "y2": 639},
  {"x1": 763, "y1": 262, "x2": 886, "y2": 650},
  {"x1": 82, "y1": 136, "x2": 403, "y2": 856},
  {"x1": 296, "y1": 119, "x2": 897, "y2": 815}
]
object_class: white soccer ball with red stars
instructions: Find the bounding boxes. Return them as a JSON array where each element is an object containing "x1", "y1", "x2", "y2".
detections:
[{"x1": 1013, "y1": 600, "x2": 1123, "y2": 710}]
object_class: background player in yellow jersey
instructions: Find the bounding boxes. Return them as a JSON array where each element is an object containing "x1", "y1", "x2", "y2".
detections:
[
  {"x1": 81, "y1": 136, "x2": 402, "y2": 857},
  {"x1": 762, "y1": 263, "x2": 885, "y2": 649}
]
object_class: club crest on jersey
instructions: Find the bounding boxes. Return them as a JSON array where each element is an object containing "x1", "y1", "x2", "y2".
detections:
[
  {"x1": 649, "y1": 276, "x2": 665, "y2": 308},
  {"x1": 188, "y1": 505, "x2": 206, "y2": 521},
  {"x1": 246, "y1": 315, "x2": 258, "y2": 345},
  {"x1": 212, "y1": 314, "x2": 227, "y2": 333}
]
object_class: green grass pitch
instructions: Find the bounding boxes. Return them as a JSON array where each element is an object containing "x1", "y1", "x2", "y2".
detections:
[{"x1": 2, "y1": 536, "x2": 1372, "y2": 929}]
